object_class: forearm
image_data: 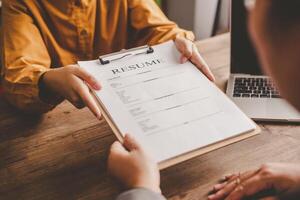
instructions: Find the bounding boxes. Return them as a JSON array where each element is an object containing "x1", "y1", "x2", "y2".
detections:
[
  {"x1": 116, "y1": 188, "x2": 166, "y2": 200},
  {"x1": 128, "y1": 0, "x2": 195, "y2": 47},
  {"x1": 1, "y1": 70, "x2": 62, "y2": 114},
  {"x1": 141, "y1": 24, "x2": 195, "y2": 45}
]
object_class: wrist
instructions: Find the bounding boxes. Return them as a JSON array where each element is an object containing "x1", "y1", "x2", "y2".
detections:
[{"x1": 38, "y1": 70, "x2": 64, "y2": 105}]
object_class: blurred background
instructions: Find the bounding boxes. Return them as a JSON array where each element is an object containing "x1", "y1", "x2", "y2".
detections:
[{"x1": 156, "y1": 0, "x2": 230, "y2": 39}]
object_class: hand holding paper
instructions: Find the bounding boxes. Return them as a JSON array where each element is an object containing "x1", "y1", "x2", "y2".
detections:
[
  {"x1": 108, "y1": 134, "x2": 161, "y2": 193},
  {"x1": 174, "y1": 36, "x2": 215, "y2": 82},
  {"x1": 41, "y1": 65, "x2": 102, "y2": 119}
]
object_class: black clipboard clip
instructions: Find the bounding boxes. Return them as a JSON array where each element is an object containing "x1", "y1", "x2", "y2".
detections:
[{"x1": 99, "y1": 45, "x2": 154, "y2": 65}]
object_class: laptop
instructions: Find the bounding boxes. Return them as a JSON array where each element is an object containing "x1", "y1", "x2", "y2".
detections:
[{"x1": 226, "y1": 0, "x2": 300, "y2": 122}]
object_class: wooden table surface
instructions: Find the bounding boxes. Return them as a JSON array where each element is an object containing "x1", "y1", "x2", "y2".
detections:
[{"x1": 1, "y1": 33, "x2": 300, "y2": 200}]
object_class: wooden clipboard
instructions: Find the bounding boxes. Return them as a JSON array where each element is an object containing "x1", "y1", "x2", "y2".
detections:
[{"x1": 92, "y1": 90, "x2": 261, "y2": 170}]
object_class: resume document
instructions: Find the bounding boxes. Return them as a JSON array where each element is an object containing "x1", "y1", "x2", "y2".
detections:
[{"x1": 79, "y1": 41, "x2": 256, "y2": 163}]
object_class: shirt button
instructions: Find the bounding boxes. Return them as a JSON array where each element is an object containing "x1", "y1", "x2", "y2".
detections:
[
  {"x1": 80, "y1": 29, "x2": 88, "y2": 36},
  {"x1": 74, "y1": 0, "x2": 82, "y2": 7}
]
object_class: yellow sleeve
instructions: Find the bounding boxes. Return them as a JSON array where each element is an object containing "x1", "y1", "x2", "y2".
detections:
[
  {"x1": 1, "y1": 0, "x2": 57, "y2": 113},
  {"x1": 127, "y1": 0, "x2": 195, "y2": 47}
]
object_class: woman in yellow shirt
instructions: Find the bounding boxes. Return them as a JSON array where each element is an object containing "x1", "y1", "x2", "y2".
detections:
[{"x1": 1, "y1": 0, "x2": 214, "y2": 117}]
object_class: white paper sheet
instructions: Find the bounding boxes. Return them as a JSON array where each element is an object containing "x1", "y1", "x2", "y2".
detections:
[{"x1": 78, "y1": 41, "x2": 256, "y2": 162}]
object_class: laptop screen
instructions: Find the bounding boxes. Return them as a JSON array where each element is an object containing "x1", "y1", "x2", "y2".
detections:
[{"x1": 231, "y1": 0, "x2": 262, "y2": 75}]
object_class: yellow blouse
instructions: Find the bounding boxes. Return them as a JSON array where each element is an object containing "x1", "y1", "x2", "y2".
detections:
[{"x1": 1, "y1": 0, "x2": 194, "y2": 113}]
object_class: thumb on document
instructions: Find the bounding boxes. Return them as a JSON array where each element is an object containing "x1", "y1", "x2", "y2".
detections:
[
  {"x1": 110, "y1": 141, "x2": 129, "y2": 156},
  {"x1": 124, "y1": 134, "x2": 141, "y2": 151},
  {"x1": 108, "y1": 134, "x2": 161, "y2": 193}
]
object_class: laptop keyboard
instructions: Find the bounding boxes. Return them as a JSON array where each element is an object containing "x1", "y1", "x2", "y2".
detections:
[{"x1": 233, "y1": 77, "x2": 281, "y2": 98}]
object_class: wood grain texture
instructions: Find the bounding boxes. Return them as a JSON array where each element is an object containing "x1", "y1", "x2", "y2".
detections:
[{"x1": 0, "y1": 33, "x2": 299, "y2": 200}]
